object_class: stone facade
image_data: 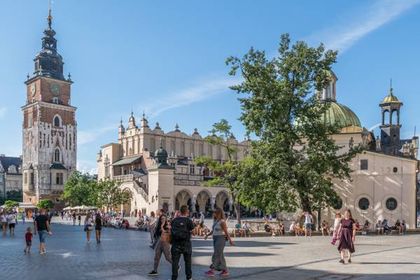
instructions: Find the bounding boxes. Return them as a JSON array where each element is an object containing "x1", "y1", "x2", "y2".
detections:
[
  {"x1": 21, "y1": 11, "x2": 76, "y2": 207},
  {"x1": 97, "y1": 115, "x2": 248, "y2": 216},
  {"x1": 0, "y1": 155, "x2": 23, "y2": 199}
]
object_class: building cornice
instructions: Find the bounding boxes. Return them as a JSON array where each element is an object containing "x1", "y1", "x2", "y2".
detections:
[{"x1": 21, "y1": 101, "x2": 77, "y2": 112}]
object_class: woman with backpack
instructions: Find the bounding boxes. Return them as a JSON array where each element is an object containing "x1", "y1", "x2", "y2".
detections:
[
  {"x1": 148, "y1": 213, "x2": 172, "y2": 276},
  {"x1": 204, "y1": 208, "x2": 234, "y2": 277}
]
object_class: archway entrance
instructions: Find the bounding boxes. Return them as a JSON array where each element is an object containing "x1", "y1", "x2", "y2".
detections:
[
  {"x1": 196, "y1": 191, "x2": 211, "y2": 215},
  {"x1": 175, "y1": 190, "x2": 192, "y2": 212},
  {"x1": 215, "y1": 191, "x2": 230, "y2": 212},
  {"x1": 121, "y1": 188, "x2": 133, "y2": 217}
]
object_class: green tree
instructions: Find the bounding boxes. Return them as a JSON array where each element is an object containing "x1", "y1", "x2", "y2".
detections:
[
  {"x1": 62, "y1": 171, "x2": 99, "y2": 207},
  {"x1": 3, "y1": 200, "x2": 19, "y2": 211},
  {"x1": 97, "y1": 179, "x2": 132, "y2": 211},
  {"x1": 6, "y1": 190, "x2": 23, "y2": 202},
  {"x1": 37, "y1": 199, "x2": 54, "y2": 210},
  {"x1": 226, "y1": 34, "x2": 358, "y2": 214},
  {"x1": 195, "y1": 119, "x2": 242, "y2": 221}
]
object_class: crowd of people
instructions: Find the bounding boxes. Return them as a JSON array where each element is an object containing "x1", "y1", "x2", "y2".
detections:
[{"x1": 2, "y1": 203, "x2": 415, "y2": 278}]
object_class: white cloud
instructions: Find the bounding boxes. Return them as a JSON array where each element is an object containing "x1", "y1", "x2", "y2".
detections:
[
  {"x1": 76, "y1": 159, "x2": 98, "y2": 175},
  {"x1": 78, "y1": 125, "x2": 115, "y2": 146},
  {"x1": 143, "y1": 76, "x2": 241, "y2": 119},
  {"x1": 310, "y1": 0, "x2": 420, "y2": 54},
  {"x1": 0, "y1": 107, "x2": 7, "y2": 119}
]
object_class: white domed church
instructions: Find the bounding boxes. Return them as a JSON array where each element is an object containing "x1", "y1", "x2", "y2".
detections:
[{"x1": 318, "y1": 73, "x2": 419, "y2": 229}]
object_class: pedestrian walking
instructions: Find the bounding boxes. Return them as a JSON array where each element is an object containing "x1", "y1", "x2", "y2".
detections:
[
  {"x1": 204, "y1": 208, "x2": 234, "y2": 277},
  {"x1": 24, "y1": 227, "x2": 33, "y2": 254},
  {"x1": 72, "y1": 212, "x2": 76, "y2": 226},
  {"x1": 7, "y1": 212, "x2": 17, "y2": 236},
  {"x1": 94, "y1": 212, "x2": 102, "y2": 244},
  {"x1": 149, "y1": 211, "x2": 157, "y2": 245},
  {"x1": 84, "y1": 213, "x2": 94, "y2": 243},
  {"x1": 78, "y1": 214, "x2": 81, "y2": 226},
  {"x1": 303, "y1": 212, "x2": 313, "y2": 237},
  {"x1": 149, "y1": 214, "x2": 172, "y2": 276},
  {"x1": 22, "y1": 212, "x2": 26, "y2": 224},
  {"x1": 170, "y1": 205, "x2": 195, "y2": 280},
  {"x1": 331, "y1": 212, "x2": 342, "y2": 245},
  {"x1": 34, "y1": 208, "x2": 52, "y2": 255},
  {"x1": 337, "y1": 209, "x2": 356, "y2": 264},
  {"x1": 1, "y1": 211, "x2": 8, "y2": 236}
]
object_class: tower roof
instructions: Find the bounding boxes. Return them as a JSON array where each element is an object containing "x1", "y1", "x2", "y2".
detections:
[
  {"x1": 30, "y1": 5, "x2": 65, "y2": 81},
  {"x1": 381, "y1": 81, "x2": 402, "y2": 105}
]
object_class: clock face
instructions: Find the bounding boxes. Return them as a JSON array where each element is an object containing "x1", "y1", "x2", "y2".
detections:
[
  {"x1": 50, "y1": 83, "x2": 60, "y2": 95},
  {"x1": 30, "y1": 84, "x2": 36, "y2": 96}
]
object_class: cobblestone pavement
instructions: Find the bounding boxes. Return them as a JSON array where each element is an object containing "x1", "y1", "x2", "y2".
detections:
[{"x1": 1, "y1": 222, "x2": 420, "y2": 280}]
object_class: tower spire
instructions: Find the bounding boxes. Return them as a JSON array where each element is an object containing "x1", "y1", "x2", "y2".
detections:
[
  {"x1": 389, "y1": 78, "x2": 394, "y2": 96},
  {"x1": 47, "y1": 0, "x2": 53, "y2": 29}
]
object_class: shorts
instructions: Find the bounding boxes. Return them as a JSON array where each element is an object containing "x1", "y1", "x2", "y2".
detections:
[
  {"x1": 305, "y1": 223, "x2": 312, "y2": 230},
  {"x1": 26, "y1": 240, "x2": 32, "y2": 247},
  {"x1": 38, "y1": 230, "x2": 47, "y2": 243},
  {"x1": 9, "y1": 223, "x2": 15, "y2": 229}
]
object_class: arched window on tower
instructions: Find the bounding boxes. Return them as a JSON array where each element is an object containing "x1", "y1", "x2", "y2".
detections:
[
  {"x1": 53, "y1": 116, "x2": 61, "y2": 127},
  {"x1": 54, "y1": 149, "x2": 60, "y2": 162}
]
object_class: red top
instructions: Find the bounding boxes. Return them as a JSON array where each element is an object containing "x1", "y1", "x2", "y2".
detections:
[{"x1": 25, "y1": 232, "x2": 33, "y2": 242}]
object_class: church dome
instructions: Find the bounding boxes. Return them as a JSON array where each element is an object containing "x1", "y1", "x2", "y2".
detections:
[
  {"x1": 322, "y1": 101, "x2": 362, "y2": 128},
  {"x1": 381, "y1": 89, "x2": 401, "y2": 104}
]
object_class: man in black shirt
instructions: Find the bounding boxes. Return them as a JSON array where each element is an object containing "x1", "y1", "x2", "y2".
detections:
[
  {"x1": 171, "y1": 205, "x2": 195, "y2": 280},
  {"x1": 34, "y1": 208, "x2": 52, "y2": 255}
]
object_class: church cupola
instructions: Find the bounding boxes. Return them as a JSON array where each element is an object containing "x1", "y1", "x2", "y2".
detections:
[
  {"x1": 319, "y1": 71, "x2": 337, "y2": 102},
  {"x1": 128, "y1": 111, "x2": 136, "y2": 128},
  {"x1": 32, "y1": 8, "x2": 65, "y2": 81},
  {"x1": 379, "y1": 80, "x2": 403, "y2": 156},
  {"x1": 118, "y1": 118, "x2": 125, "y2": 135},
  {"x1": 140, "y1": 113, "x2": 149, "y2": 128}
]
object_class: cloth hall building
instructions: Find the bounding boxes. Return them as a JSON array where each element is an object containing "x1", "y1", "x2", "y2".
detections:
[{"x1": 96, "y1": 116, "x2": 249, "y2": 216}]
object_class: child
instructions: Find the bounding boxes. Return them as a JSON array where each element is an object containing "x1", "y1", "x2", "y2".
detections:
[
  {"x1": 331, "y1": 212, "x2": 342, "y2": 245},
  {"x1": 24, "y1": 227, "x2": 33, "y2": 254}
]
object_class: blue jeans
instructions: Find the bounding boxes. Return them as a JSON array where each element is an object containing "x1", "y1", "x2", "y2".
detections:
[{"x1": 38, "y1": 230, "x2": 47, "y2": 243}]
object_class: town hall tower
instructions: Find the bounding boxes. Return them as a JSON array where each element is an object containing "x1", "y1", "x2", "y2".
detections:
[{"x1": 21, "y1": 9, "x2": 77, "y2": 206}]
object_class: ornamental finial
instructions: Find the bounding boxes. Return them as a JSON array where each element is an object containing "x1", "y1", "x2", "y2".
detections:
[{"x1": 47, "y1": 0, "x2": 53, "y2": 29}]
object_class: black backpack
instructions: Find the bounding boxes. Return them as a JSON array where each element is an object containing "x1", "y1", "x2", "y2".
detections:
[{"x1": 171, "y1": 217, "x2": 190, "y2": 242}]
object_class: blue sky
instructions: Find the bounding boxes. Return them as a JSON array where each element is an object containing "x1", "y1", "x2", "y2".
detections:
[{"x1": 0, "y1": 0, "x2": 419, "y2": 173}]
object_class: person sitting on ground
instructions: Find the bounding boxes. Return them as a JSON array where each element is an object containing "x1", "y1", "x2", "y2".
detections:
[
  {"x1": 321, "y1": 220, "x2": 330, "y2": 236},
  {"x1": 354, "y1": 220, "x2": 361, "y2": 232},
  {"x1": 382, "y1": 219, "x2": 391, "y2": 234},
  {"x1": 264, "y1": 222, "x2": 272, "y2": 234},
  {"x1": 401, "y1": 220, "x2": 407, "y2": 234},
  {"x1": 289, "y1": 221, "x2": 296, "y2": 235},
  {"x1": 375, "y1": 220, "x2": 383, "y2": 235},
  {"x1": 394, "y1": 219, "x2": 402, "y2": 234},
  {"x1": 294, "y1": 223, "x2": 303, "y2": 236},
  {"x1": 276, "y1": 222, "x2": 285, "y2": 236},
  {"x1": 242, "y1": 221, "x2": 252, "y2": 237},
  {"x1": 362, "y1": 220, "x2": 370, "y2": 233}
]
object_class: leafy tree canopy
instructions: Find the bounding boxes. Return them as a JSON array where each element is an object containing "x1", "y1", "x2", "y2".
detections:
[
  {"x1": 37, "y1": 199, "x2": 54, "y2": 210},
  {"x1": 227, "y1": 34, "x2": 359, "y2": 213}
]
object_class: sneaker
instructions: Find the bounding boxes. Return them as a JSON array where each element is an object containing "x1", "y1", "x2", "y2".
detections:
[
  {"x1": 205, "y1": 270, "x2": 215, "y2": 277},
  {"x1": 220, "y1": 270, "x2": 230, "y2": 277},
  {"x1": 348, "y1": 258, "x2": 352, "y2": 263},
  {"x1": 148, "y1": 271, "x2": 159, "y2": 276},
  {"x1": 339, "y1": 259, "x2": 344, "y2": 264}
]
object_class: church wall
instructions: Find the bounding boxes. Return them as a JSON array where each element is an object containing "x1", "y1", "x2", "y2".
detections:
[{"x1": 325, "y1": 151, "x2": 417, "y2": 229}]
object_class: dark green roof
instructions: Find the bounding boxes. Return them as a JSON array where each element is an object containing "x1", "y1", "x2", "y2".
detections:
[
  {"x1": 322, "y1": 101, "x2": 362, "y2": 128},
  {"x1": 112, "y1": 156, "x2": 142, "y2": 166}
]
